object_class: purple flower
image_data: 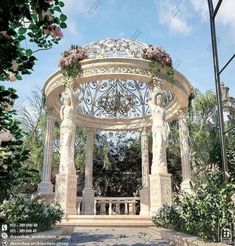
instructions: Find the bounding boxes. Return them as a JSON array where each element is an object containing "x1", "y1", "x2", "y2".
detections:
[
  {"x1": 59, "y1": 45, "x2": 87, "y2": 70},
  {"x1": 143, "y1": 46, "x2": 172, "y2": 67}
]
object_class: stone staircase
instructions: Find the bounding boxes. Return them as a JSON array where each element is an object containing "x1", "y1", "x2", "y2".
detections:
[{"x1": 57, "y1": 215, "x2": 154, "y2": 227}]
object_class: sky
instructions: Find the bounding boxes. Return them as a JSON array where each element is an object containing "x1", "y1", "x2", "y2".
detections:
[{"x1": 1, "y1": 0, "x2": 235, "y2": 107}]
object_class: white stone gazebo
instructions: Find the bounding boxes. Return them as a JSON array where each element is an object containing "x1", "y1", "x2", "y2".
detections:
[{"x1": 38, "y1": 39, "x2": 192, "y2": 221}]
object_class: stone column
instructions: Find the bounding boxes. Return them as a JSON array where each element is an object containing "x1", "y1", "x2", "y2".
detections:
[
  {"x1": 178, "y1": 110, "x2": 192, "y2": 193},
  {"x1": 55, "y1": 87, "x2": 77, "y2": 215},
  {"x1": 82, "y1": 128, "x2": 95, "y2": 215},
  {"x1": 140, "y1": 128, "x2": 150, "y2": 215},
  {"x1": 38, "y1": 113, "x2": 55, "y2": 194}
]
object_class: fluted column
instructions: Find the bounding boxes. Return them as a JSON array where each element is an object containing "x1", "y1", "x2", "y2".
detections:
[
  {"x1": 38, "y1": 113, "x2": 55, "y2": 193},
  {"x1": 141, "y1": 128, "x2": 150, "y2": 188},
  {"x1": 82, "y1": 128, "x2": 95, "y2": 215},
  {"x1": 85, "y1": 128, "x2": 95, "y2": 189},
  {"x1": 178, "y1": 110, "x2": 192, "y2": 192},
  {"x1": 140, "y1": 128, "x2": 150, "y2": 215}
]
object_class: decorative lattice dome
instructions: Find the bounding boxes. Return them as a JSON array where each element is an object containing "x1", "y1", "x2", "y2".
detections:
[{"x1": 83, "y1": 39, "x2": 149, "y2": 59}]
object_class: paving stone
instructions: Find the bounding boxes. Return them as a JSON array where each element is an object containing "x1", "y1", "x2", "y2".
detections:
[{"x1": 55, "y1": 227, "x2": 171, "y2": 246}]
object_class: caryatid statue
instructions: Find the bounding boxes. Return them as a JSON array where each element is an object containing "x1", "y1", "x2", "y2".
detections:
[
  {"x1": 59, "y1": 86, "x2": 76, "y2": 174},
  {"x1": 149, "y1": 84, "x2": 170, "y2": 174}
]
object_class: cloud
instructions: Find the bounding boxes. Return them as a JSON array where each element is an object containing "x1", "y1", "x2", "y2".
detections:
[
  {"x1": 155, "y1": 0, "x2": 192, "y2": 34},
  {"x1": 66, "y1": 20, "x2": 82, "y2": 37},
  {"x1": 64, "y1": 0, "x2": 101, "y2": 16},
  {"x1": 190, "y1": 0, "x2": 208, "y2": 21},
  {"x1": 190, "y1": 0, "x2": 235, "y2": 23},
  {"x1": 216, "y1": 0, "x2": 235, "y2": 26},
  {"x1": 191, "y1": 0, "x2": 235, "y2": 35},
  {"x1": 168, "y1": 15, "x2": 191, "y2": 34}
]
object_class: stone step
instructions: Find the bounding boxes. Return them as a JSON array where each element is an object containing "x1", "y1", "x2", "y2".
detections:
[{"x1": 57, "y1": 215, "x2": 154, "y2": 227}]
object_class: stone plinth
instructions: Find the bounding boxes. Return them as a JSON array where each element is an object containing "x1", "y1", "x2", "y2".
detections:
[
  {"x1": 150, "y1": 173, "x2": 172, "y2": 215},
  {"x1": 38, "y1": 182, "x2": 53, "y2": 194},
  {"x1": 55, "y1": 173, "x2": 77, "y2": 215},
  {"x1": 82, "y1": 188, "x2": 95, "y2": 215},
  {"x1": 139, "y1": 188, "x2": 150, "y2": 215},
  {"x1": 38, "y1": 193, "x2": 55, "y2": 203}
]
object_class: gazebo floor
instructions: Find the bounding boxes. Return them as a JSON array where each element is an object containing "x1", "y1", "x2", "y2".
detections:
[{"x1": 57, "y1": 215, "x2": 154, "y2": 227}]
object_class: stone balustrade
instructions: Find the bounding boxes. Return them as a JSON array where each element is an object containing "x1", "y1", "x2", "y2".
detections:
[{"x1": 77, "y1": 197, "x2": 140, "y2": 215}]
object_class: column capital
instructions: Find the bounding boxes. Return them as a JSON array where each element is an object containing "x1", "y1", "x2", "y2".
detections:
[{"x1": 141, "y1": 127, "x2": 150, "y2": 136}]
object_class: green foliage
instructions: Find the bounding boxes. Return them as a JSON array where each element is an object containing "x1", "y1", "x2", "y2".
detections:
[
  {"x1": 166, "y1": 121, "x2": 182, "y2": 191},
  {"x1": 20, "y1": 90, "x2": 47, "y2": 172},
  {"x1": 188, "y1": 90, "x2": 221, "y2": 173},
  {"x1": 93, "y1": 132, "x2": 142, "y2": 197},
  {"x1": 153, "y1": 170, "x2": 235, "y2": 242},
  {"x1": 0, "y1": 86, "x2": 38, "y2": 202},
  {"x1": 0, "y1": 0, "x2": 66, "y2": 81},
  {"x1": 148, "y1": 61, "x2": 175, "y2": 84},
  {"x1": 0, "y1": 195, "x2": 63, "y2": 231},
  {"x1": 153, "y1": 203, "x2": 184, "y2": 231}
]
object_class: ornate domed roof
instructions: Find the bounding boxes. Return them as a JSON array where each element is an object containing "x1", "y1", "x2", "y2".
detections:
[{"x1": 83, "y1": 38, "x2": 149, "y2": 59}]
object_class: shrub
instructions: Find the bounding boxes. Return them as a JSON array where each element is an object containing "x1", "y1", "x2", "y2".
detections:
[
  {"x1": 153, "y1": 203, "x2": 185, "y2": 231},
  {"x1": 0, "y1": 195, "x2": 63, "y2": 232},
  {"x1": 153, "y1": 170, "x2": 235, "y2": 242}
]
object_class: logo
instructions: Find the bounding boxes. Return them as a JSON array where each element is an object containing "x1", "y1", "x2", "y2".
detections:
[
  {"x1": 1, "y1": 225, "x2": 7, "y2": 232},
  {"x1": 220, "y1": 223, "x2": 233, "y2": 244},
  {"x1": 1, "y1": 233, "x2": 8, "y2": 239}
]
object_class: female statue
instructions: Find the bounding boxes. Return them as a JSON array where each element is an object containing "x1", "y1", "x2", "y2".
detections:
[
  {"x1": 59, "y1": 87, "x2": 76, "y2": 174},
  {"x1": 149, "y1": 89, "x2": 170, "y2": 173}
]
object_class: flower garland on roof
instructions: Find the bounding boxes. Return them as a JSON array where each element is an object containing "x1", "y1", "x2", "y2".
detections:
[
  {"x1": 143, "y1": 46, "x2": 174, "y2": 84},
  {"x1": 59, "y1": 45, "x2": 87, "y2": 79}
]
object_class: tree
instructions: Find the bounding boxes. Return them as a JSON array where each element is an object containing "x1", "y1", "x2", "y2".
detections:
[
  {"x1": 166, "y1": 121, "x2": 182, "y2": 192},
  {"x1": 0, "y1": 0, "x2": 67, "y2": 198},
  {"x1": 188, "y1": 90, "x2": 221, "y2": 175},
  {"x1": 0, "y1": 0, "x2": 67, "y2": 81},
  {"x1": 19, "y1": 89, "x2": 47, "y2": 171},
  {"x1": 93, "y1": 131, "x2": 142, "y2": 197},
  {"x1": 0, "y1": 85, "x2": 38, "y2": 202}
]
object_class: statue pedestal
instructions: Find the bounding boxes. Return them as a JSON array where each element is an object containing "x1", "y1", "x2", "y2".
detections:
[
  {"x1": 38, "y1": 181, "x2": 53, "y2": 194},
  {"x1": 140, "y1": 187, "x2": 150, "y2": 215},
  {"x1": 55, "y1": 173, "x2": 77, "y2": 215},
  {"x1": 82, "y1": 188, "x2": 95, "y2": 215},
  {"x1": 150, "y1": 173, "x2": 172, "y2": 215}
]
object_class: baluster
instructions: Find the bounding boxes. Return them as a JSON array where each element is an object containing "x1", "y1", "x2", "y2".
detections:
[
  {"x1": 116, "y1": 202, "x2": 120, "y2": 214},
  {"x1": 129, "y1": 201, "x2": 136, "y2": 215},
  {"x1": 124, "y1": 202, "x2": 128, "y2": 215},
  {"x1": 94, "y1": 199, "x2": 97, "y2": 215},
  {"x1": 108, "y1": 202, "x2": 112, "y2": 215},
  {"x1": 77, "y1": 201, "x2": 81, "y2": 215},
  {"x1": 100, "y1": 202, "x2": 106, "y2": 215}
]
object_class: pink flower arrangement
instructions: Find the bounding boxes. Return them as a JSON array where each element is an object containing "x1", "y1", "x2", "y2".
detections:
[
  {"x1": 143, "y1": 46, "x2": 172, "y2": 67},
  {"x1": 44, "y1": 24, "x2": 63, "y2": 38},
  {"x1": 59, "y1": 45, "x2": 87, "y2": 79}
]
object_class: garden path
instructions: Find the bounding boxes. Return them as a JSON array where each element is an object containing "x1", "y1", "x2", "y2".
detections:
[{"x1": 55, "y1": 227, "x2": 170, "y2": 246}]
